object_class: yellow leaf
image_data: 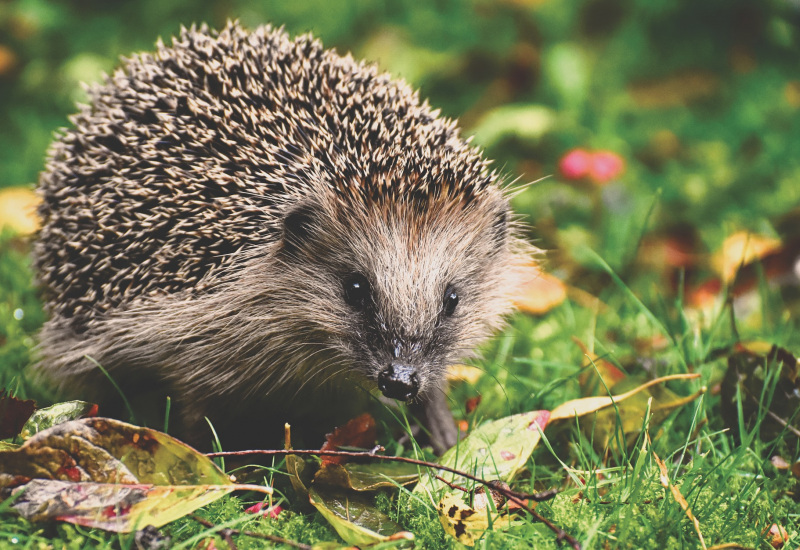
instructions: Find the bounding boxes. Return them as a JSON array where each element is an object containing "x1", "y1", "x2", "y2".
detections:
[
  {"x1": 514, "y1": 266, "x2": 567, "y2": 315},
  {"x1": 712, "y1": 231, "x2": 781, "y2": 283},
  {"x1": 437, "y1": 492, "x2": 513, "y2": 546},
  {"x1": 0, "y1": 187, "x2": 40, "y2": 235},
  {"x1": 446, "y1": 364, "x2": 483, "y2": 384},
  {"x1": 549, "y1": 373, "x2": 701, "y2": 422}
]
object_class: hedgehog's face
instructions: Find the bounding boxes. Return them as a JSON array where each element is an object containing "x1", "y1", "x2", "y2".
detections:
[{"x1": 278, "y1": 192, "x2": 520, "y2": 402}]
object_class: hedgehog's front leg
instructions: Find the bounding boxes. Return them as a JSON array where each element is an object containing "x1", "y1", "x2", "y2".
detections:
[{"x1": 411, "y1": 391, "x2": 458, "y2": 455}]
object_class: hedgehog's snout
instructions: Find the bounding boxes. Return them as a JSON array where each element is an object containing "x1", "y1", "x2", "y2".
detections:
[{"x1": 377, "y1": 362, "x2": 420, "y2": 401}]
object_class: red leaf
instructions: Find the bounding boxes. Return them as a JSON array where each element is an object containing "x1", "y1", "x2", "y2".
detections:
[
  {"x1": 0, "y1": 390, "x2": 36, "y2": 439},
  {"x1": 320, "y1": 413, "x2": 376, "y2": 466},
  {"x1": 465, "y1": 396, "x2": 481, "y2": 414}
]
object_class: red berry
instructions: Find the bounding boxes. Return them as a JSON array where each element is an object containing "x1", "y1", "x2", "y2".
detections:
[
  {"x1": 559, "y1": 149, "x2": 592, "y2": 180},
  {"x1": 589, "y1": 150, "x2": 625, "y2": 184}
]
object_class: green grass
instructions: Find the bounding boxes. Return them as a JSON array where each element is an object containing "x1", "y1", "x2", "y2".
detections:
[{"x1": 2, "y1": 226, "x2": 798, "y2": 547}]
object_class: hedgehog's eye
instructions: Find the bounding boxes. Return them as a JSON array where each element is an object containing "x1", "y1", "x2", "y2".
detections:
[
  {"x1": 443, "y1": 286, "x2": 459, "y2": 317},
  {"x1": 343, "y1": 273, "x2": 370, "y2": 310}
]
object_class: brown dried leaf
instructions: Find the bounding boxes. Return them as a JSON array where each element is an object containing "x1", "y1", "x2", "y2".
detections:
[{"x1": 320, "y1": 414, "x2": 376, "y2": 466}]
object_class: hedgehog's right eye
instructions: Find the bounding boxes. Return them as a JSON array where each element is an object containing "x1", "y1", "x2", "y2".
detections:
[{"x1": 343, "y1": 273, "x2": 370, "y2": 310}]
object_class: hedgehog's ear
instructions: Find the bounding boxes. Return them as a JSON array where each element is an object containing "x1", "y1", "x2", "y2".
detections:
[{"x1": 281, "y1": 203, "x2": 317, "y2": 254}]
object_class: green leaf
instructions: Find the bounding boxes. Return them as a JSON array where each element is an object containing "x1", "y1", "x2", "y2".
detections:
[
  {"x1": 314, "y1": 461, "x2": 419, "y2": 491},
  {"x1": 543, "y1": 42, "x2": 590, "y2": 110},
  {"x1": 19, "y1": 401, "x2": 97, "y2": 440},
  {"x1": 470, "y1": 104, "x2": 556, "y2": 148},
  {"x1": 414, "y1": 410, "x2": 550, "y2": 499},
  {"x1": 308, "y1": 487, "x2": 412, "y2": 546}
]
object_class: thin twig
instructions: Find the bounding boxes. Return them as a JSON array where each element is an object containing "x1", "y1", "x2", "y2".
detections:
[
  {"x1": 434, "y1": 474, "x2": 469, "y2": 493},
  {"x1": 190, "y1": 515, "x2": 311, "y2": 550},
  {"x1": 207, "y1": 448, "x2": 579, "y2": 548}
]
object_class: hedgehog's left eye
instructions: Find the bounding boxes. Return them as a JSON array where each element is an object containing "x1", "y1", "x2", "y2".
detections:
[
  {"x1": 343, "y1": 273, "x2": 370, "y2": 311},
  {"x1": 443, "y1": 286, "x2": 459, "y2": 317}
]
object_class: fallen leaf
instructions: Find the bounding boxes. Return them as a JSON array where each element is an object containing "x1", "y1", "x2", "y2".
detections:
[
  {"x1": 762, "y1": 523, "x2": 789, "y2": 549},
  {"x1": 573, "y1": 338, "x2": 627, "y2": 395},
  {"x1": 308, "y1": 487, "x2": 413, "y2": 546},
  {"x1": 472, "y1": 480, "x2": 510, "y2": 511},
  {"x1": 321, "y1": 414, "x2": 376, "y2": 466},
  {"x1": 0, "y1": 187, "x2": 40, "y2": 235},
  {"x1": 19, "y1": 401, "x2": 98, "y2": 440},
  {"x1": 549, "y1": 373, "x2": 702, "y2": 423},
  {"x1": 437, "y1": 492, "x2": 513, "y2": 546},
  {"x1": 414, "y1": 410, "x2": 550, "y2": 499},
  {"x1": 713, "y1": 231, "x2": 782, "y2": 284},
  {"x1": 244, "y1": 501, "x2": 282, "y2": 518},
  {"x1": 0, "y1": 390, "x2": 36, "y2": 439},
  {"x1": 12, "y1": 479, "x2": 261, "y2": 532},
  {"x1": 0, "y1": 417, "x2": 270, "y2": 531},
  {"x1": 287, "y1": 453, "x2": 314, "y2": 502},
  {"x1": 514, "y1": 265, "x2": 567, "y2": 315},
  {"x1": 465, "y1": 396, "x2": 481, "y2": 414},
  {"x1": 447, "y1": 364, "x2": 484, "y2": 385},
  {"x1": 314, "y1": 461, "x2": 418, "y2": 492}
]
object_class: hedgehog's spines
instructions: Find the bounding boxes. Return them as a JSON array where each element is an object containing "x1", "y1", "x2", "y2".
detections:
[{"x1": 35, "y1": 21, "x2": 510, "y2": 333}]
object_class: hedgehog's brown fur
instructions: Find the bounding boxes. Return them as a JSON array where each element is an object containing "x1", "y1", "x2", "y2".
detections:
[{"x1": 33, "y1": 22, "x2": 533, "y2": 452}]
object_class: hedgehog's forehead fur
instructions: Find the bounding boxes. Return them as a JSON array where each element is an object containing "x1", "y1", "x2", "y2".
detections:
[{"x1": 34, "y1": 21, "x2": 515, "y2": 333}]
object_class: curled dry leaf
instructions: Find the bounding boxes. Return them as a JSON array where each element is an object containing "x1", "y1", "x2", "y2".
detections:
[
  {"x1": 549, "y1": 373, "x2": 702, "y2": 423},
  {"x1": 652, "y1": 440, "x2": 706, "y2": 549}
]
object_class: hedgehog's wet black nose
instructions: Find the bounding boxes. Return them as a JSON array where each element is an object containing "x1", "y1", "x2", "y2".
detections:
[{"x1": 378, "y1": 363, "x2": 419, "y2": 401}]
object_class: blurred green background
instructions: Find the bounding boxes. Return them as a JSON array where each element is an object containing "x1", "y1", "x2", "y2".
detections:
[{"x1": 1, "y1": 0, "x2": 799, "y2": 383}]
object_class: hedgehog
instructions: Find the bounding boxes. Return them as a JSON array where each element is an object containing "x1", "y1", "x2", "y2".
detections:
[{"x1": 33, "y1": 22, "x2": 533, "y2": 453}]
